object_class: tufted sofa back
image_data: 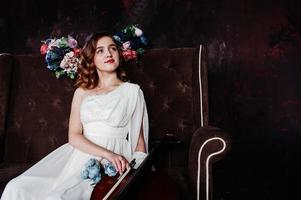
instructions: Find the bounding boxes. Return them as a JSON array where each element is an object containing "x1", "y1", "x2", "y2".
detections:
[
  {"x1": 0, "y1": 46, "x2": 208, "y2": 166},
  {"x1": 3, "y1": 55, "x2": 75, "y2": 163},
  {"x1": 125, "y1": 46, "x2": 209, "y2": 168},
  {"x1": 126, "y1": 47, "x2": 208, "y2": 141}
]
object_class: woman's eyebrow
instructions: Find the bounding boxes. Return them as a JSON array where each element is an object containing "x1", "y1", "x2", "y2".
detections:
[{"x1": 96, "y1": 44, "x2": 117, "y2": 49}]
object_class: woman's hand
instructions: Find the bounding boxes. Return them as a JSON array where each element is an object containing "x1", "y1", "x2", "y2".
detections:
[{"x1": 106, "y1": 152, "x2": 130, "y2": 175}]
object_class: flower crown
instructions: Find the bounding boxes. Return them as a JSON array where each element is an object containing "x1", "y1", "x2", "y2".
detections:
[
  {"x1": 40, "y1": 35, "x2": 80, "y2": 80},
  {"x1": 40, "y1": 25, "x2": 149, "y2": 80},
  {"x1": 113, "y1": 24, "x2": 150, "y2": 61}
]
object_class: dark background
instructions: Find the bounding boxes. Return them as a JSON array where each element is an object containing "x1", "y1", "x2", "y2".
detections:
[{"x1": 1, "y1": 0, "x2": 300, "y2": 199}]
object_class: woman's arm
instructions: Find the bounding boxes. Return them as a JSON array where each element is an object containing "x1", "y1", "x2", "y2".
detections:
[
  {"x1": 68, "y1": 88, "x2": 129, "y2": 174},
  {"x1": 135, "y1": 122, "x2": 146, "y2": 153},
  {"x1": 132, "y1": 126, "x2": 147, "y2": 169},
  {"x1": 131, "y1": 88, "x2": 148, "y2": 169}
]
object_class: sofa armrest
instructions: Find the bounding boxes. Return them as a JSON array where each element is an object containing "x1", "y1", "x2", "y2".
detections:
[
  {"x1": 0, "y1": 53, "x2": 14, "y2": 162},
  {"x1": 188, "y1": 126, "x2": 231, "y2": 200}
]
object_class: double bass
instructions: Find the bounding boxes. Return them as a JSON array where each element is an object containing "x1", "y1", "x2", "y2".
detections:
[
  {"x1": 91, "y1": 159, "x2": 136, "y2": 200},
  {"x1": 90, "y1": 135, "x2": 179, "y2": 200}
]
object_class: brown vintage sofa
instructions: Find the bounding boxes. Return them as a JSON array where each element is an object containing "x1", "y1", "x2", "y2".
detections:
[{"x1": 0, "y1": 46, "x2": 230, "y2": 200}]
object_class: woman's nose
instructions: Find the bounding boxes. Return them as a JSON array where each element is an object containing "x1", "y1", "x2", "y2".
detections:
[
  {"x1": 105, "y1": 49, "x2": 112, "y2": 57},
  {"x1": 106, "y1": 50, "x2": 112, "y2": 57}
]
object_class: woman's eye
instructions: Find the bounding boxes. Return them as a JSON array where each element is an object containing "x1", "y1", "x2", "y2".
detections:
[
  {"x1": 111, "y1": 47, "x2": 117, "y2": 51},
  {"x1": 97, "y1": 49, "x2": 104, "y2": 54}
]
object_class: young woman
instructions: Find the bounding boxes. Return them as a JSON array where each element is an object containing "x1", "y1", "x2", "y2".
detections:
[{"x1": 1, "y1": 32, "x2": 149, "y2": 200}]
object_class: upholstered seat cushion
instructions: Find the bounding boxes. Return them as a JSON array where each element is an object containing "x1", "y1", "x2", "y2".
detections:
[{"x1": 0, "y1": 162, "x2": 32, "y2": 194}]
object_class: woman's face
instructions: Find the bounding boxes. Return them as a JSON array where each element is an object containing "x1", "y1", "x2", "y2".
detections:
[{"x1": 93, "y1": 36, "x2": 120, "y2": 73}]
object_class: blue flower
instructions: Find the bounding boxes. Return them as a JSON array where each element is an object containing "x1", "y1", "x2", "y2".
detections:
[
  {"x1": 114, "y1": 32, "x2": 127, "y2": 43},
  {"x1": 85, "y1": 158, "x2": 97, "y2": 168},
  {"x1": 88, "y1": 165, "x2": 100, "y2": 179},
  {"x1": 140, "y1": 35, "x2": 149, "y2": 46},
  {"x1": 80, "y1": 169, "x2": 89, "y2": 179},
  {"x1": 129, "y1": 37, "x2": 141, "y2": 50},
  {"x1": 45, "y1": 48, "x2": 66, "y2": 71},
  {"x1": 113, "y1": 35, "x2": 122, "y2": 43},
  {"x1": 81, "y1": 158, "x2": 102, "y2": 185},
  {"x1": 80, "y1": 158, "x2": 121, "y2": 186},
  {"x1": 92, "y1": 175, "x2": 101, "y2": 184},
  {"x1": 104, "y1": 162, "x2": 118, "y2": 177}
]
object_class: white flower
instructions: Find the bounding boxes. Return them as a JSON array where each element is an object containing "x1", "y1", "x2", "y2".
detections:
[
  {"x1": 66, "y1": 51, "x2": 74, "y2": 57},
  {"x1": 47, "y1": 39, "x2": 60, "y2": 50},
  {"x1": 60, "y1": 51, "x2": 79, "y2": 71},
  {"x1": 134, "y1": 27, "x2": 143, "y2": 37}
]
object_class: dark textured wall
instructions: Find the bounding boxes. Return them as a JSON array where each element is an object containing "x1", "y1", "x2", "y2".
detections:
[{"x1": 1, "y1": 0, "x2": 300, "y2": 199}]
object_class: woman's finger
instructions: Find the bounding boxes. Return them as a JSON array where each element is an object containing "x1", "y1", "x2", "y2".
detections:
[
  {"x1": 120, "y1": 158, "x2": 125, "y2": 172},
  {"x1": 117, "y1": 160, "x2": 122, "y2": 175}
]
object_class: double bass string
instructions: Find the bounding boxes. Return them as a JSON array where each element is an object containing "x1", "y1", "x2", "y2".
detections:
[{"x1": 103, "y1": 159, "x2": 136, "y2": 200}]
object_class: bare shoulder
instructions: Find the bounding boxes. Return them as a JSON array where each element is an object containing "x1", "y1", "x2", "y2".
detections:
[
  {"x1": 74, "y1": 87, "x2": 86, "y2": 98},
  {"x1": 72, "y1": 87, "x2": 90, "y2": 104}
]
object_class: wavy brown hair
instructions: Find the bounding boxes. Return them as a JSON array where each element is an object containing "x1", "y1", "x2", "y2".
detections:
[{"x1": 75, "y1": 31, "x2": 127, "y2": 89}]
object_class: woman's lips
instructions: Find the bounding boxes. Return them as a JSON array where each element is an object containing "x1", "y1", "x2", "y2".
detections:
[{"x1": 105, "y1": 59, "x2": 115, "y2": 63}]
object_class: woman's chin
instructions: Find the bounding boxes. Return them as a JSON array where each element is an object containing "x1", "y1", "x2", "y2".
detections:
[{"x1": 96, "y1": 66, "x2": 119, "y2": 73}]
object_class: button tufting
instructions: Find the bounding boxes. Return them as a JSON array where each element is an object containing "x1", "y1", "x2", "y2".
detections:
[
  {"x1": 148, "y1": 81, "x2": 156, "y2": 90},
  {"x1": 177, "y1": 81, "x2": 191, "y2": 94},
  {"x1": 49, "y1": 136, "x2": 58, "y2": 147},
  {"x1": 28, "y1": 99, "x2": 36, "y2": 111},
  {"x1": 38, "y1": 118, "x2": 48, "y2": 130},
  {"x1": 178, "y1": 119, "x2": 187, "y2": 131},
  {"x1": 162, "y1": 97, "x2": 171, "y2": 111},
  {"x1": 52, "y1": 97, "x2": 62, "y2": 109}
]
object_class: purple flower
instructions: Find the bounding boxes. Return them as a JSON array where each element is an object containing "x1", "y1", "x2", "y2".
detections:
[
  {"x1": 122, "y1": 41, "x2": 131, "y2": 50},
  {"x1": 67, "y1": 35, "x2": 78, "y2": 48}
]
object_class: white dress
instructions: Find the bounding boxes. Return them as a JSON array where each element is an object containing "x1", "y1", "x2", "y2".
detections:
[{"x1": 1, "y1": 82, "x2": 149, "y2": 200}]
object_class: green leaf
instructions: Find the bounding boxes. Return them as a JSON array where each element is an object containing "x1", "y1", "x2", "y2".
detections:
[
  {"x1": 55, "y1": 70, "x2": 65, "y2": 79},
  {"x1": 123, "y1": 25, "x2": 136, "y2": 37},
  {"x1": 137, "y1": 48, "x2": 145, "y2": 55},
  {"x1": 69, "y1": 73, "x2": 75, "y2": 79},
  {"x1": 58, "y1": 37, "x2": 69, "y2": 48}
]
